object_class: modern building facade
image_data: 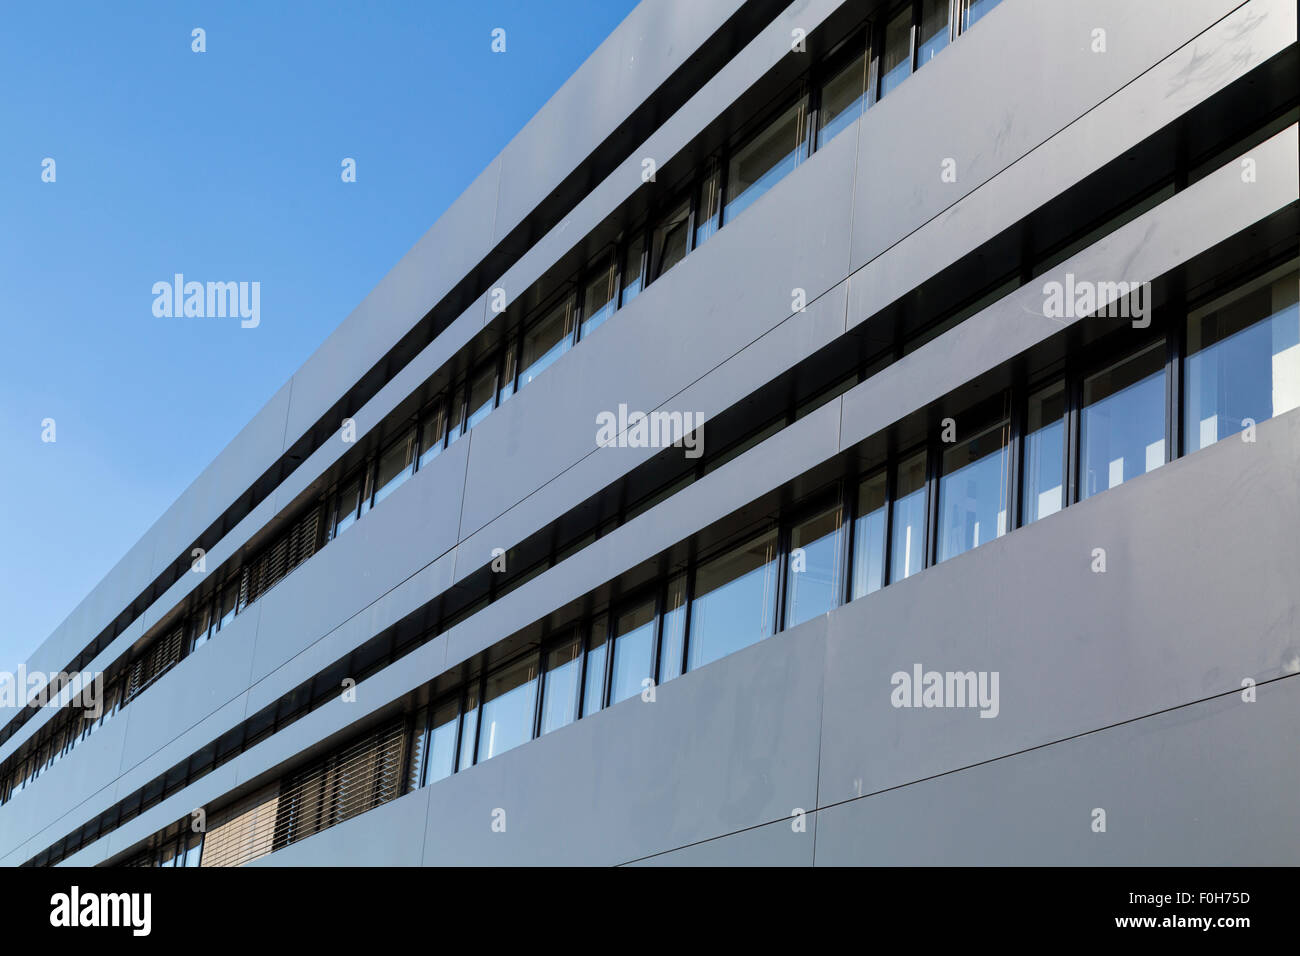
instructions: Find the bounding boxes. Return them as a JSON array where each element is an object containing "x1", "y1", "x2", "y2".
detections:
[{"x1": 2, "y1": 0, "x2": 1298, "y2": 867}]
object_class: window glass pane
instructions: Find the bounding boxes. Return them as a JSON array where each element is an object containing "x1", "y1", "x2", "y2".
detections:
[
  {"x1": 610, "y1": 599, "x2": 657, "y2": 704},
  {"x1": 852, "y1": 472, "x2": 888, "y2": 599},
  {"x1": 1022, "y1": 382, "x2": 1066, "y2": 525},
  {"x1": 465, "y1": 361, "x2": 497, "y2": 431},
  {"x1": 418, "y1": 402, "x2": 445, "y2": 468},
  {"x1": 499, "y1": 341, "x2": 517, "y2": 404},
  {"x1": 1184, "y1": 268, "x2": 1300, "y2": 452},
  {"x1": 688, "y1": 529, "x2": 778, "y2": 671},
  {"x1": 818, "y1": 51, "x2": 868, "y2": 147},
  {"x1": 1080, "y1": 343, "x2": 1167, "y2": 500},
  {"x1": 879, "y1": 6, "x2": 913, "y2": 98},
  {"x1": 917, "y1": 0, "x2": 950, "y2": 65},
  {"x1": 540, "y1": 635, "x2": 582, "y2": 735},
  {"x1": 458, "y1": 683, "x2": 479, "y2": 771},
  {"x1": 658, "y1": 574, "x2": 687, "y2": 683},
  {"x1": 937, "y1": 419, "x2": 1010, "y2": 562},
  {"x1": 189, "y1": 604, "x2": 212, "y2": 652},
  {"x1": 445, "y1": 386, "x2": 465, "y2": 446},
  {"x1": 357, "y1": 465, "x2": 375, "y2": 518},
  {"x1": 724, "y1": 96, "x2": 808, "y2": 224},
  {"x1": 784, "y1": 504, "x2": 844, "y2": 628},
  {"x1": 890, "y1": 451, "x2": 928, "y2": 582},
  {"x1": 620, "y1": 234, "x2": 645, "y2": 306},
  {"x1": 334, "y1": 475, "x2": 361, "y2": 537},
  {"x1": 520, "y1": 296, "x2": 575, "y2": 388},
  {"x1": 183, "y1": 832, "x2": 203, "y2": 868},
  {"x1": 651, "y1": 199, "x2": 691, "y2": 281},
  {"x1": 219, "y1": 580, "x2": 240, "y2": 629},
  {"x1": 477, "y1": 654, "x2": 538, "y2": 763},
  {"x1": 695, "y1": 164, "x2": 722, "y2": 247},
  {"x1": 372, "y1": 428, "x2": 416, "y2": 506},
  {"x1": 580, "y1": 261, "x2": 617, "y2": 339},
  {"x1": 582, "y1": 616, "x2": 608, "y2": 717},
  {"x1": 964, "y1": 0, "x2": 1000, "y2": 30},
  {"x1": 426, "y1": 700, "x2": 459, "y2": 784}
]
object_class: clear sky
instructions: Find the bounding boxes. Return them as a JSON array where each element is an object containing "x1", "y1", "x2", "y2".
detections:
[{"x1": 0, "y1": 0, "x2": 640, "y2": 675}]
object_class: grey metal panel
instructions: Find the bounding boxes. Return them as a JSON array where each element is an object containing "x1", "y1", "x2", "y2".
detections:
[
  {"x1": 244, "y1": 552, "x2": 455, "y2": 718},
  {"x1": 250, "y1": 787, "x2": 431, "y2": 867},
  {"x1": 624, "y1": 815, "x2": 816, "y2": 866},
  {"x1": 445, "y1": 398, "x2": 843, "y2": 669},
  {"x1": 846, "y1": 0, "x2": 1244, "y2": 275},
  {"x1": 487, "y1": 0, "x2": 845, "y2": 323},
  {"x1": 96, "y1": 762, "x2": 242, "y2": 865},
  {"x1": 116, "y1": 605, "x2": 261, "y2": 776},
  {"x1": 453, "y1": 282, "x2": 848, "y2": 583},
  {"x1": 421, "y1": 616, "x2": 826, "y2": 866},
  {"x1": 247, "y1": 435, "x2": 468, "y2": 685},
  {"x1": 840, "y1": 123, "x2": 1300, "y2": 454},
  {"x1": 490, "y1": 0, "x2": 748, "y2": 244},
  {"x1": 818, "y1": 408, "x2": 1300, "y2": 805},
  {"x1": 458, "y1": 122, "x2": 860, "y2": 540},
  {"x1": 845, "y1": 0, "x2": 1296, "y2": 332},
  {"x1": 813, "y1": 674, "x2": 1300, "y2": 866}
]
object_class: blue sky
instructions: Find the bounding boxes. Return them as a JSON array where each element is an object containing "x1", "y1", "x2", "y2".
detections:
[{"x1": 0, "y1": 1, "x2": 639, "y2": 675}]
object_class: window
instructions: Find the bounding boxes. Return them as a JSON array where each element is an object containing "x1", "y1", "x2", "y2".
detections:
[
  {"x1": 465, "y1": 361, "x2": 497, "y2": 431},
  {"x1": 851, "y1": 471, "x2": 888, "y2": 599},
  {"x1": 1184, "y1": 266, "x2": 1300, "y2": 452},
  {"x1": 650, "y1": 199, "x2": 691, "y2": 281},
  {"x1": 620, "y1": 234, "x2": 645, "y2": 306},
  {"x1": 458, "y1": 683, "x2": 479, "y2": 770},
  {"x1": 688, "y1": 529, "x2": 778, "y2": 670},
  {"x1": 818, "y1": 48, "x2": 868, "y2": 147},
  {"x1": 610, "y1": 599, "x2": 656, "y2": 705},
  {"x1": 1080, "y1": 343, "x2": 1167, "y2": 500},
  {"x1": 879, "y1": 5, "x2": 913, "y2": 99},
  {"x1": 418, "y1": 401, "x2": 445, "y2": 468},
  {"x1": 519, "y1": 295, "x2": 576, "y2": 389},
  {"x1": 425, "y1": 699, "x2": 460, "y2": 784},
  {"x1": 658, "y1": 575, "x2": 687, "y2": 683},
  {"x1": 445, "y1": 386, "x2": 466, "y2": 446},
  {"x1": 695, "y1": 163, "x2": 722, "y2": 247},
  {"x1": 917, "y1": 0, "x2": 951, "y2": 65},
  {"x1": 937, "y1": 418, "x2": 1010, "y2": 562},
  {"x1": 540, "y1": 635, "x2": 582, "y2": 735},
  {"x1": 581, "y1": 615, "x2": 608, "y2": 716},
  {"x1": 189, "y1": 603, "x2": 213, "y2": 652},
  {"x1": 1022, "y1": 382, "x2": 1066, "y2": 524},
  {"x1": 333, "y1": 474, "x2": 362, "y2": 537},
  {"x1": 963, "y1": 0, "x2": 1001, "y2": 31},
  {"x1": 784, "y1": 504, "x2": 844, "y2": 628},
  {"x1": 218, "y1": 579, "x2": 240, "y2": 631},
  {"x1": 372, "y1": 428, "x2": 416, "y2": 506},
  {"x1": 890, "y1": 450, "x2": 928, "y2": 582},
  {"x1": 476, "y1": 654, "x2": 538, "y2": 763},
  {"x1": 723, "y1": 95, "x2": 809, "y2": 224},
  {"x1": 580, "y1": 260, "x2": 617, "y2": 339},
  {"x1": 498, "y1": 341, "x2": 518, "y2": 404}
]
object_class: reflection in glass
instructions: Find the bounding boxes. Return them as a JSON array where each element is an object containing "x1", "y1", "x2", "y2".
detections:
[
  {"x1": 890, "y1": 451, "x2": 928, "y2": 582},
  {"x1": 540, "y1": 635, "x2": 582, "y2": 735},
  {"x1": 879, "y1": 6, "x2": 913, "y2": 99},
  {"x1": 458, "y1": 683, "x2": 479, "y2": 771},
  {"x1": 477, "y1": 654, "x2": 538, "y2": 763},
  {"x1": 426, "y1": 700, "x2": 459, "y2": 784},
  {"x1": 784, "y1": 505, "x2": 843, "y2": 628},
  {"x1": 519, "y1": 296, "x2": 576, "y2": 389},
  {"x1": 1184, "y1": 268, "x2": 1300, "y2": 452},
  {"x1": 582, "y1": 615, "x2": 608, "y2": 716},
  {"x1": 688, "y1": 529, "x2": 778, "y2": 670},
  {"x1": 445, "y1": 388, "x2": 465, "y2": 447},
  {"x1": 418, "y1": 402, "x2": 445, "y2": 468},
  {"x1": 621, "y1": 234, "x2": 645, "y2": 306},
  {"x1": 372, "y1": 429, "x2": 416, "y2": 506},
  {"x1": 724, "y1": 97, "x2": 808, "y2": 224},
  {"x1": 818, "y1": 51, "x2": 868, "y2": 147},
  {"x1": 852, "y1": 471, "x2": 888, "y2": 599},
  {"x1": 651, "y1": 200, "x2": 691, "y2": 281},
  {"x1": 610, "y1": 600, "x2": 656, "y2": 704},
  {"x1": 580, "y1": 261, "x2": 617, "y2": 339},
  {"x1": 1022, "y1": 382, "x2": 1065, "y2": 525},
  {"x1": 659, "y1": 574, "x2": 687, "y2": 683},
  {"x1": 465, "y1": 362, "x2": 497, "y2": 431},
  {"x1": 334, "y1": 475, "x2": 362, "y2": 537},
  {"x1": 937, "y1": 419, "x2": 1010, "y2": 562},
  {"x1": 917, "y1": 0, "x2": 950, "y2": 65},
  {"x1": 695, "y1": 164, "x2": 722, "y2": 247},
  {"x1": 1080, "y1": 343, "x2": 1167, "y2": 500}
]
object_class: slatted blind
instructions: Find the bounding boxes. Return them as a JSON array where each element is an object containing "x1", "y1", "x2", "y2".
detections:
[
  {"x1": 123, "y1": 624, "x2": 185, "y2": 702},
  {"x1": 200, "y1": 783, "x2": 282, "y2": 868},
  {"x1": 243, "y1": 504, "x2": 323, "y2": 607}
]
